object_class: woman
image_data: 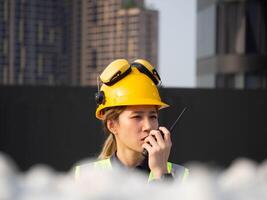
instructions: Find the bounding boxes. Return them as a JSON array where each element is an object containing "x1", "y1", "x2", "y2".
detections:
[{"x1": 75, "y1": 59, "x2": 189, "y2": 182}]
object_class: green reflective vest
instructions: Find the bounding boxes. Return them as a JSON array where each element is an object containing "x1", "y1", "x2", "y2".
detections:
[{"x1": 75, "y1": 158, "x2": 189, "y2": 183}]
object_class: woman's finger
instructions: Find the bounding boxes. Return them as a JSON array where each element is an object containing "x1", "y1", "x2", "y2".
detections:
[
  {"x1": 144, "y1": 135, "x2": 159, "y2": 148},
  {"x1": 158, "y1": 126, "x2": 171, "y2": 142},
  {"x1": 149, "y1": 130, "x2": 165, "y2": 147},
  {"x1": 142, "y1": 143, "x2": 152, "y2": 153}
]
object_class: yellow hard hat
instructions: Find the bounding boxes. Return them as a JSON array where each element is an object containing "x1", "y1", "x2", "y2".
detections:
[{"x1": 95, "y1": 59, "x2": 169, "y2": 120}]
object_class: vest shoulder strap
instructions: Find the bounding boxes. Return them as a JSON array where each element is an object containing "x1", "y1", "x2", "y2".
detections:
[
  {"x1": 93, "y1": 158, "x2": 112, "y2": 169},
  {"x1": 74, "y1": 158, "x2": 112, "y2": 179},
  {"x1": 170, "y1": 162, "x2": 189, "y2": 183}
]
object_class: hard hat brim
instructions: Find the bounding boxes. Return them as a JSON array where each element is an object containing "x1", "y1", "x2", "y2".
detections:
[{"x1": 95, "y1": 99, "x2": 169, "y2": 120}]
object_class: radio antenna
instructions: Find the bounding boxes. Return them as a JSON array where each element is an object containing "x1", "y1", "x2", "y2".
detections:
[{"x1": 169, "y1": 107, "x2": 187, "y2": 131}]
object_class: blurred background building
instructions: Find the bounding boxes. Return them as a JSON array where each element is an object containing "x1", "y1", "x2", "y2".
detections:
[
  {"x1": 197, "y1": 0, "x2": 267, "y2": 89},
  {"x1": 1, "y1": 0, "x2": 267, "y2": 87},
  {"x1": 81, "y1": 0, "x2": 158, "y2": 85},
  {"x1": 0, "y1": 0, "x2": 158, "y2": 86},
  {"x1": 0, "y1": 0, "x2": 71, "y2": 85}
]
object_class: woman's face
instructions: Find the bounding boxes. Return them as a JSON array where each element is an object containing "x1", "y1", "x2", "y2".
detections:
[{"x1": 111, "y1": 105, "x2": 159, "y2": 153}]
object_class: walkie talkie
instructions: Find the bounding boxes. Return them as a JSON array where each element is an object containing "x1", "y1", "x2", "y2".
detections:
[{"x1": 142, "y1": 107, "x2": 187, "y2": 157}]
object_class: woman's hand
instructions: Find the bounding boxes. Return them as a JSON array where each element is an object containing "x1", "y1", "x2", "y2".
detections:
[{"x1": 142, "y1": 126, "x2": 172, "y2": 179}]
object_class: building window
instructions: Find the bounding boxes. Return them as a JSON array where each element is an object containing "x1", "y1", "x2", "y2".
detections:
[
  {"x1": 90, "y1": 49, "x2": 97, "y2": 68},
  {"x1": 245, "y1": 73, "x2": 266, "y2": 89},
  {"x1": 216, "y1": 74, "x2": 235, "y2": 88}
]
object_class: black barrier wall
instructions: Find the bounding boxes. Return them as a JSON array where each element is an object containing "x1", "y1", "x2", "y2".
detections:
[{"x1": 0, "y1": 86, "x2": 266, "y2": 171}]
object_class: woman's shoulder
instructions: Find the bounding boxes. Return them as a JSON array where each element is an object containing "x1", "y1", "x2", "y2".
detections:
[{"x1": 74, "y1": 158, "x2": 113, "y2": 179}]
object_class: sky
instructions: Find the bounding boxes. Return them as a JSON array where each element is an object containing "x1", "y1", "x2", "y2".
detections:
[{"x1": 145, "y1": 0, "x2": 196, "y2": 88}]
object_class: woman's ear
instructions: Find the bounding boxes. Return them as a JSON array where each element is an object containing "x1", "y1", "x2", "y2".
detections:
[{"x1": 107, "y1": 119, "x2": 117, "y2": 135}]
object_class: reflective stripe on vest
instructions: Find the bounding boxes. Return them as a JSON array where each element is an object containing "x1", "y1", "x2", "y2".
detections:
[{"x1": 75, "y1": 158, "x2": 189, "y2": 183}]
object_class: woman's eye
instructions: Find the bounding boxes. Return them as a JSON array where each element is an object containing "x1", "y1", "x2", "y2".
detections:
[
  {"x1": 150, "y1": 115, "x2": 158, "y2": 119},
  {"x1": 132, "y1": 115, "x2": 141, "y2": 119}
]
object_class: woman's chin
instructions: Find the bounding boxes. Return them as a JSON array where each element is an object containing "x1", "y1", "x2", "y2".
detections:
[{"x1": 132, "y1": 146, "x2": 143, "y2": 154}]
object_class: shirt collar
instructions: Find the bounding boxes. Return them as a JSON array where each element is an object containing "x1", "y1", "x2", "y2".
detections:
[{"x1": 110, "y1": 152, "x2": 150, "y2": 175}]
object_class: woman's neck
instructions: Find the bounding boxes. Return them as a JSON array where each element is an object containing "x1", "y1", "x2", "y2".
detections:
[{"x1": 116, "y1": 147, "x2": 144, "y2": 168}]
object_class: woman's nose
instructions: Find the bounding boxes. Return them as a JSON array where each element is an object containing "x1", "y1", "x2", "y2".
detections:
[{"x1": 142, "y1": 117, "x2": 153, "y2": 132}]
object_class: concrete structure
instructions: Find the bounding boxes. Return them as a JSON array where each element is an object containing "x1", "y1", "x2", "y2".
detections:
[{"x1": 197, "y1": 0, "x2": 267, "y2": 89}]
